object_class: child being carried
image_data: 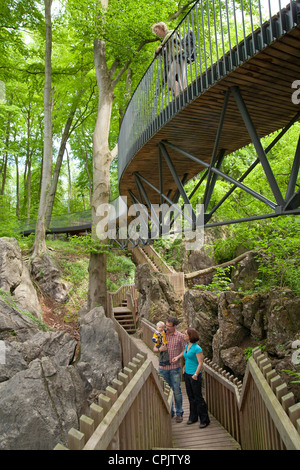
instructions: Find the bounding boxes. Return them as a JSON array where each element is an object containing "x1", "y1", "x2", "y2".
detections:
[{"x1": 152, "y1": 321, "x2": 170, "y2": 366}]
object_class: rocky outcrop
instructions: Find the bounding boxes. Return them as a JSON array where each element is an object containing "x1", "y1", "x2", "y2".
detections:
[
  {"x1": 30, "y1": 253, "x2": 71, "y2": 303},
  {"x1": 0, "y1": 357, "x2": 85, "y2": 450},
  {"x1": 0, "y1": 238, "x2": 122, "y2": 449},
  {"x1": 76, "y1": 306, "x2": 122, "y2": 397},
  {"x1": 0, "y1": 293, "x2": 84, "y2": 449},
  {"x1": 0, "y1": 293, "x2": 123, "y2": 449},
  {"x1": 184, "y1": 287, "x2": 300, "y2": 393},
  {"x1": 231, "y1": 251, "x2": 259, "y2": 291},
  {"x1": 135, "y1": 263, "x2": 182, "y2": 324},
  {"x1": 0, "y1": 238, "x2": 42, "y2": 319},
  {"x1": 183, "y1": 289, "x2": 219, "y2": 358}
]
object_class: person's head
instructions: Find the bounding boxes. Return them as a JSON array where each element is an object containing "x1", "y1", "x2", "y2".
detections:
[
  {"x1": 152, "y1": 22, "x2": 168, "y2": 38},
  {"x1": 156, "y1": 321, "x2": 165, "y2": 333},
  {"x1": 166, "y1": 316, "x2": 179, "y2": 334},
  {"x1": 184, "y1": 327, "x2": 200, "y2": 343}
]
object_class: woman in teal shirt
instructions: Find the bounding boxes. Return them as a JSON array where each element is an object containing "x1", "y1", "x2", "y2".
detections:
[{"x1": 174, "y1": 327, "x2": 210, "y2": 428}]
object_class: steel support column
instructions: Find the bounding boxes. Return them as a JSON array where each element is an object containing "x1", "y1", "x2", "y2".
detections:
[{"x1": 230, "y1": 86, "x2": 284, "y2": 208}]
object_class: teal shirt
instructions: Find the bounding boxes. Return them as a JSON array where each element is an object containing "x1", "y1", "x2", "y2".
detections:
[{"x1": 183, "y1": 343, "x2": 203, "y2": 375}]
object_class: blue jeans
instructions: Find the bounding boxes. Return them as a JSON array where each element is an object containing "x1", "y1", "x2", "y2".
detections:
[{"x1": 158, "y1": 367, "x2": 183, "y2": 416}]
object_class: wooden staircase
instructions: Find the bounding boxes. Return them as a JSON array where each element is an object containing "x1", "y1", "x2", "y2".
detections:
[{"x1": 113, "y1": 299, "x2": 136, "y2": 334}]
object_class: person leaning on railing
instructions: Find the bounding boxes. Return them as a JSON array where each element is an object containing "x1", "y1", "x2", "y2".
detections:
[{"x1": 152, "y1": 22, "x2": 187, "y2": 97}]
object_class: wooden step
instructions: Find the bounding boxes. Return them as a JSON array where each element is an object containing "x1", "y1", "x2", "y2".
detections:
[
  {"x1": 113, "y1": 306, "x2": 136, "y2": 334},
  {"x1": 113, "y1": 306, "x2": 132, "y2": 314}
]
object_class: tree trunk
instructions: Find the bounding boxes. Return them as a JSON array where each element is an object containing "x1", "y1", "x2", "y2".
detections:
[
  {"x1": 45, "y1": 111, "x2": 75, "y2": 228},
  {"x1": 81, "y1": 127, "x2": 92, "y2": 206},
  {"x1": 32, "y1": 0, "x2": 53, "y2": 257},
  {"x1": 184, "y1": 251, "x2": 253, "y2": 280},
  {"x1": 15, "y1": 144, "x2": 19, "y2": 218},
  {"x1": 1, "y1": 118, "x2": 10, "y2": 196},
  {"x1": 67, "y1": 148, "x2": 72, "y2": 213},
  {"x1": 88, "y1": 37, "x2": 114, "y2": 312}
]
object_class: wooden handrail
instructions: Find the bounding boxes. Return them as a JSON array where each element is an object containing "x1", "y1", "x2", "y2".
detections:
[
  {"x1": 54, "y1": 352, "x2": 173, "y2": 450},
  {"x1": 238, "y1": 348, "x2": 300, "y2": 450},
  {"x1": 141, "y1": 319, "x2": 300, "y2": 450},
  {"x1": 54, "y1": 300, "x2": 173, "y2": 450},
  {"x1": 109, "y1": 283, "x2": 138, "y2": 310}
]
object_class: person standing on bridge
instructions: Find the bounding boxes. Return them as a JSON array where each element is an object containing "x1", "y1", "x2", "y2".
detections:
[
  {"x1": 153, "y1": 316, "x2": 186, "y2": 422},
  {"x1": 173, "y1": 327, "x2": 210, "y2": 428},
  {"x1": 152, "y1": 22, "x2": 187, "y2": 97},
  {"x1": 152, "y1": 321, "x2": 171, "y2": 366}
]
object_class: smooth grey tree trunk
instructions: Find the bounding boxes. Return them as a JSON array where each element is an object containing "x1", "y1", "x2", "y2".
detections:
[{"x1": 32, "y1": 0, "x2": 53, "y2": 257}]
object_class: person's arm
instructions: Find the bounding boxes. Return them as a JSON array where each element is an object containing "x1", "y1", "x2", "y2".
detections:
[
  {"x1": 192, "y1": 352, "x2": 204, "y2": 380},
  {"x1": 171, "y1": 350, "x2": 184, "y2": 362},
  {"x1": 172, "y1": 342, "x2": 186, "y2": 363},
  {"x1": 153, "y1": 343, "x2": 167, "y2": 353}
]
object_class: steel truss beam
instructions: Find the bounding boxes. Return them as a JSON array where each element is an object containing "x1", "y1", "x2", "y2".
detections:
[{"x1": 118, "y1": 86, "x2": 300, "y2": 246}]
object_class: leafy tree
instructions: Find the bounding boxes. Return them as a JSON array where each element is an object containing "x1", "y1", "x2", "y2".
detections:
[{"x1": 61, "y1": 0, "x2": 191, "y2": 310}]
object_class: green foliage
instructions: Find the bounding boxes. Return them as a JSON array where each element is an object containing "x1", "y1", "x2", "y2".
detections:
[
  {"x1": 0, "y1": 288, "x2": 49, "y2": 331},
  {"x1": 154, "y1": 236, "x2": 185, "y2": 270},
  {"x1": 106, "y1": 251, "x2": 136, "y2": 291},
  {"x1": 68, "y1": 233, "x2": 110, "y2": 254},
  {"x1": 193, "y1": 266, "x2": 232, "y2": 293},
  {"x1": 211, "y1": 215, "x2": 300, "y2": 295},
  {"x1": 282, "y1": 369, "x2": 300, "y2": 384},
  {"x1": 244, "y1": 343, "x2": 266, "y2": 361}
]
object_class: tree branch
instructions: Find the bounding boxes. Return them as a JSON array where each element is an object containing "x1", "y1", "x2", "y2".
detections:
[
  {"x1": 168, "y1": 0, "x2": 197, "y2": 20},
  {"x1": 184, "y1": 251, "x2": 254, "y2": 280}
]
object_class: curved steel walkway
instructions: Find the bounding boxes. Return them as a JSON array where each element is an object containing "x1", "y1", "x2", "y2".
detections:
[
  {"x1": 118, "y1": 0, "x2": 300, "y2": 241},
  {"x1": 19, "y1": 2, "x2": 300, "y2": 246}
]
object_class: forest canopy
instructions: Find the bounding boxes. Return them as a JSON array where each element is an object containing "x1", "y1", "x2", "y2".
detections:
[{"x1": 0, "y1": 0, "x2": 299, "y2": 297}]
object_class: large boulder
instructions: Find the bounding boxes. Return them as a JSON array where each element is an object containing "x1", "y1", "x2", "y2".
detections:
[
  {"x1": 212, "y1": 291, "x2": 249, "y2": 365},
  {"x1": 264, "y1": 288, "x2": 300, "y2": 355},
  {"x1": 134, "y1": 263, "x2": 181, "y2": 324},
  {"x1": 0, "y1": 295, "x2": 41, "y2": 343},
  {"x1": 76, "y1": 306, "x2": 122, "y2": 396},
  {"x1": 184, "y1": 287, "x2": 300, "y2": 385},
  {"x1": 183, "y1": 289, "x2": 219, "y2": 358},
  {"x1": 0, "y1": 289, "x2": 82, "y2": 449},
  {"x1": 220, "y1": 346, "x2": 247, "y2": 380},
  {"x1": 13, "y1": 330, "x2": 77, "y2": 368},
  {"x1": 0, "y1": 357, "x2": 85, "y2": 450},
  {"x1": 30, "y1": 253, "x2": 71, "y2": 303},
  {"x1": 231, "y1": 251, "x2": 259, "y2": 291},
  {"x1": 0, "y1": 238, "x2": 42, "y2": 319},
  {"x1": 183, "y1": 248, "x2": 215, "y2": 286}
]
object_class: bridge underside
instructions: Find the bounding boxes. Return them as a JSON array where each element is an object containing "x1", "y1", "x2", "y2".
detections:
[{"x1": 119, "y1": 25, "x2": 300, "y2": 230}]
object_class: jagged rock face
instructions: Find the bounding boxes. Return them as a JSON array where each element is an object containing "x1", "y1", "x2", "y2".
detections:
[
  {"x1": 184, "y1": 288, "x2": 300, "y2": 388},
  {"x1": 183, "y1": 289, "x2": 219, "y2": 358},
  {"x1": 0, "y1": 238, "x2": 42, "y2": 319},
  {"x1": 0, "y1": 293, "x2": 84, "y2": 449},
  {"x1": 231, "y1": 251, "x2": 259, "y2": 291},
  {"x1": 30, "y1": 253, "x2": 71, "y2": 303},
  {"x1": 134, "y1": 263, "x2": 181, "y2": 324},
  {"x1": 76, "y1": 306, "x2": 122, "y2": 396},
  {"x1": 0, "y1": 357, "x2": 85, "y2": 450},
  {"x1": 0, "y1": 238, "x2": 123, "y2": 449}
]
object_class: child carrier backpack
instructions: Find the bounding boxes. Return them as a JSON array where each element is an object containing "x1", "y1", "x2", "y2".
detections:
[{"x1": 181, "y1": 29, "x2": 196, "y2": 63}]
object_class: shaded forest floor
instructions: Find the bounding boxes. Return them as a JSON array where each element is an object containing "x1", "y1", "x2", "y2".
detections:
[{"x1": 31, "y1": 238, "x2": 136, "y2": 345}]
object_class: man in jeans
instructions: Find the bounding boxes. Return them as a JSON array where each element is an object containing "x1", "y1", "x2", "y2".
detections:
[{"x1": 153, "y1": 316, "x2": 186, "y2": 422}]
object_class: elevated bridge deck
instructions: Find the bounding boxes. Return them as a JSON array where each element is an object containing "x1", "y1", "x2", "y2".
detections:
[
  {"x1": 118, "y1": 0, "x2": 300, "y2": 234},
  {"x1": 19, "y1": 2, "x2": 300, "y2": 245}
]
